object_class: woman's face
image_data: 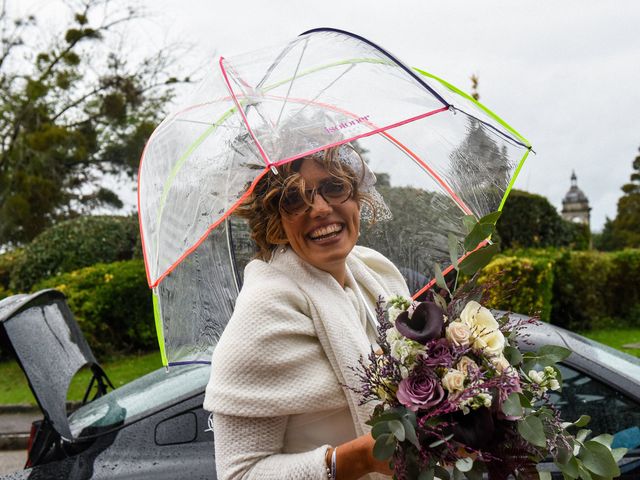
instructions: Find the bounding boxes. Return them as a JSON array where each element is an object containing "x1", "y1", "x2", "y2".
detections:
[{"x1": 280, "y1": 158, "x2": 360, "y2": 281}]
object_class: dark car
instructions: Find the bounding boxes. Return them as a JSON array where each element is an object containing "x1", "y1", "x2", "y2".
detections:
[{"x1": 0, "y1": 291, "x2": 639, "y2": 479}]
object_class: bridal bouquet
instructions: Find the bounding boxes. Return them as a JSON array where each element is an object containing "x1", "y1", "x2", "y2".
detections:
[{"x1": 355, "y1": 212, "x2": 625, "y2": 480}]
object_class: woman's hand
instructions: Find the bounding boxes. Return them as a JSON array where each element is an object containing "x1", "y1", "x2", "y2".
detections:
[{"x1": 332, "y1": 432, "x2": 393, "y2": 479}]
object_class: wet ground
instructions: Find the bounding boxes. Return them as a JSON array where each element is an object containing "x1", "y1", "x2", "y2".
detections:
[{"x1": 0, "y1": 451, "x2": 25, "y2": 476}]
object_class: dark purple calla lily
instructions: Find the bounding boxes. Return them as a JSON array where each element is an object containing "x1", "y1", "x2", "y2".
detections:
[{"x1": 395, "y1": 301, "x2": 445, "y2": 345}]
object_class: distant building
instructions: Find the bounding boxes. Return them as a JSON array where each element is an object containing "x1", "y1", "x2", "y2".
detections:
[{"x1": 561, "y1": 171, "x2": 591, "y2": 226}]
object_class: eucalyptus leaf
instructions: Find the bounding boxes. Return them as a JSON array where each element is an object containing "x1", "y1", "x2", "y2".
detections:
[
  {"x1": 463, "y1": 222, "x2": 494, "y2": 252},
  {"x1": 433, "y1": 465, "x2": 450, "y2": 480},
  {"x1": 371, "y1": 421, "x2": 391, "y2": 439},
  {"x1": 448, "y1": 233, "x2": 459, "y2": 268},
  {"x1": 388, "y1": 419, "x2": 406, "y2": 442},
  {"x1": 538, "y1": 471, "x2": 552, "y2": 480},
  {"x1": 577, "y1": 429, "x2": 592, "y2": 443},
  {"x1": 462, "y1": 215, "x2": 477, "y2": 234},
  {"x1": 518, "y1": 415, "x2": 547, "y2": 447},
  {"x1": 478, "y1": 210, "x2": 502, "y2": 225},
  {"x1": 580, "y1": 440, "x2": 620, "y2": 477},
  {"x1": 556, "y1": 443, "x2": 573, "y2": 465},
  {"x1": 518, "y1": 392, "x2": 533, "y2": 408},
  {"x1": 401, "y1": 417, "x2": 419, "y2": 447},
  {"x1": 590, "y1": 434, "x2": 613, "y2": 448},
  {"x1": 537, "y1": 345, "x2": 572, "y2": 364},
  {"x1": 434, "y1": 263, "x2": 450, "y2": 293},
  {"x1": 418, "y1": 469, "x2": 435, "y2": 480},
  {"x1": 455, "y1": 457, "x2": 474, "y2": 472},
  {"x1": 577, "y1": 463, "x2": 593, "y2": 480},
  {"x1": 373, "y1": 433, "x2": 396, "y2": 461},
  {"x1": 466, "y1": 464, "x2": 484, "y2": 480},
  {"x1": 611, "y1": 447, "x2": 628, "y2": 463},
  {"x1": 557, "y1": 456, "x2": 580, "y2": 479},
  {"x1": 502, "y1": 392, "x2": 524, "y2": 417},
  {"x1": 458, "y1": 243, "x2": 501, "y2": 275},
  {"x1": 504, "y1": 345, "x2": 523, "y2": 366}
]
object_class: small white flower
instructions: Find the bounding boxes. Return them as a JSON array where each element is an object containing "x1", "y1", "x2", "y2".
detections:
[
  {"x1": 387, "y1": 306, "x2": 403, "y2": 325},
  {"x1": 477, "y1": 392, "x2": 492, "y2": 408},
  {"x1": 528, "y1": 370, "x2": 545, "y2": 384},
  {"x1": 549, "y1": 379, "x2": 561, "y2": 391}
]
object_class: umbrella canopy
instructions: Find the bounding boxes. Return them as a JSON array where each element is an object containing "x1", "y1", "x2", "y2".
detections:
[{"x1": 138, "y1": 28, "x2": 532, "y2": 367}]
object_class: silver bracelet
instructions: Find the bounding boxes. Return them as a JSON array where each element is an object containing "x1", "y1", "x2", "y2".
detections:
[
  {"x1": 325, "y1": 448, "x2": 334, "y2": 480},
  {"x1": 331, "y1": 446, "x2": 337, "y2": 479}
]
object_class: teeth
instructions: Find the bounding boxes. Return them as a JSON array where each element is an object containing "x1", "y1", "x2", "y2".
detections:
[{"x1": 309, "y1": 224, "x2": 343, "y2": 239}]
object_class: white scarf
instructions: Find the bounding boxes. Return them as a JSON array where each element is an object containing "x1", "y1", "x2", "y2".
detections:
[{"x1": 204, "y1": 245, "x2": 409, "y2": 437}]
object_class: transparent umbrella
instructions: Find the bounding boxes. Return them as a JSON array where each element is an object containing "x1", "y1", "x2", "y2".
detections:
[{"x1": 138, "y1": 28, "x2": 533, "y2": 367}]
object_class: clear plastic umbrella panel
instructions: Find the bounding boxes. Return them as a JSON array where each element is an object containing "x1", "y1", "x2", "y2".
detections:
[{"x1": 138, "y1": 28, "x2": 532, "y2": 368}]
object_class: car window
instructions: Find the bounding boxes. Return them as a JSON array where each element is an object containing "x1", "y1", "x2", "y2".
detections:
[
  {"x1": 550, "y1": 363, "x2": 640, "y2": 450},
  {"x1": 67, "y1": 363, "x2": 210, "y2": 439}
]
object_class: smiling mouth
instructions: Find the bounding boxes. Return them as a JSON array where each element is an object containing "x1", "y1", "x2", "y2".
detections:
[{"x1": 308, "y1": 223, "x2": 344, "y2": 241}]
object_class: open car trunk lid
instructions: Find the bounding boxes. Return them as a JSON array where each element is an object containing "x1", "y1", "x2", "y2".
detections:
[{"x1": 0, "y1": 289, "x2": 109, "y2": 442}]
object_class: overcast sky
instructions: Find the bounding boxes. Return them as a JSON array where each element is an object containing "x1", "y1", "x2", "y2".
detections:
[{"x1": 20, "y1": 0, "x2": 640, "y2": 231}]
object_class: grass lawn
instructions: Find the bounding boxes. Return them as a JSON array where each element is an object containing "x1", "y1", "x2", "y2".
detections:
[
  {"x1": 579, "y1": 328, "x2": 640, "y2": 359},
  {"x1": 0, "y1": 350, "x2": 162, "y2": 405}
]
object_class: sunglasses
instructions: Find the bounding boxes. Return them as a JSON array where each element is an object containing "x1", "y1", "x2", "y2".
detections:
[{"x1": 279, "y1": 177, "x2": 354, "y2": 216}]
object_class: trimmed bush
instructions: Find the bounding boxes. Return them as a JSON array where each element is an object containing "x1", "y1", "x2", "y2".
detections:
[
  {"x1": 550, "y1": 251, "x2": 614, "y2": 331},
  {"x1": 478, "y1": 255, "x2": 554, "y2": 321},
  {"x1": 607, "y1": 249, "x2": 640, "y2": 322},
  {"x1": 11, "y1": 215, "x2": 140, "y2": 291},
  {"x1": 0, "y1": 248, "x2": 24, "y2": 292},
  {"x1": 33, "y1": 259, "x2": 154, "y2": 357}
]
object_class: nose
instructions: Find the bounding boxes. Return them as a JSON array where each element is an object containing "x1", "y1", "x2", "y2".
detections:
[{"x1": 308, "y1": 191, "x2": 332, "y2": 217}]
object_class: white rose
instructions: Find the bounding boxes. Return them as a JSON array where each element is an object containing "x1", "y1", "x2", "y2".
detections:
[
  {"x1": 480, "y1": 330, "x2": 506, "y2": 356},
  {"x1": 457, "y1": 356, "x2": 479, "y2": 376},
  {"x1": 460, "y1": 301, "x2": 499, "y2": 333},
  {"x1": 442, "y1": 369, "x2": 466, "y2": 393},
  {"x1": 446, "y1": 321, "x2": 471, "y2": 347}
]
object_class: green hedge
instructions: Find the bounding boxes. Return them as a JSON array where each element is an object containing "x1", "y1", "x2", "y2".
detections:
[
  {"x1": 478, "y1": 248, "x2": 640, "y2": 331},
  {"x1": 33, "y1": 259, "x2": 154, "y2": 357},
  {"x1": 478, "y1": 255, "x2": 554, "y2": 321},
  {"x1": 10, "y1": 215, "x2": 140, "y2": 291}
]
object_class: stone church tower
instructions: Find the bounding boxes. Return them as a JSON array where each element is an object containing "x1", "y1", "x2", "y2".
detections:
[{"x1": 561, "y1": 171, "x2": 591, "y2": 226}]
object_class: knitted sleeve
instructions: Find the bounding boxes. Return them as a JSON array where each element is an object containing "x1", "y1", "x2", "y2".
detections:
[{"x1": 213, "y1": 413, "x2": 329, "y2": 480}]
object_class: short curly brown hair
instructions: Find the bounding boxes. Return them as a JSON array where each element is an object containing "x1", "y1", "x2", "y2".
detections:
[{"x1": 235, "y1": 146, "x2": 375, "y2": 261}]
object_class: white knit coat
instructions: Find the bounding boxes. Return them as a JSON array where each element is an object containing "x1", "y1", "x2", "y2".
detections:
[{"x1": 204, "y1": 245, "x2": 410, "y2": 479}]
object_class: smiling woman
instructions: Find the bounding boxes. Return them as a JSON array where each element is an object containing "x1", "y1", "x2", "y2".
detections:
[{"x1": 203, "y1": 143, "x2": 410, "y2": 479}]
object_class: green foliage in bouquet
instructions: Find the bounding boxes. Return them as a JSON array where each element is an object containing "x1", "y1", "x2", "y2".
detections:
[
  {"x1": 33, "y1": 259, "x2": 153, "y2": 357},
  {"x1": 362, "y1": 211, "x2": 626, "y2": 480}
]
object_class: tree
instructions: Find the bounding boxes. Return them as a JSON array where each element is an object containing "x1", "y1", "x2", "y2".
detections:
[
  {"x1": 597, "y1": 147, "x2": 640, "y2": 250},
  {"x1": 496, "y1": 189, "x2": 589, "y2": 250},
  {"x1": 0, "y1": 0, "x2": 184, "y2": 247}
]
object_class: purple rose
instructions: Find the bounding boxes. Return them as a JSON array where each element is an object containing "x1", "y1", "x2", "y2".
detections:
[
  {"x1": 396, "y1": 364, "x2": 445, "y2": 412},
  {"x1": 395, "y1": 301, "x2": 444, "y2": 345},
  {"x1": 422, "y1": 338, "x2": 454, "y2": 367}
]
